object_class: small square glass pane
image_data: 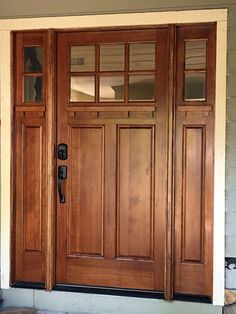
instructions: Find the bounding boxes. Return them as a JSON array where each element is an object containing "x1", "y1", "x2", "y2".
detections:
[
  {"x1": 24, "y1": 47, "x2": 43, "y2": 73},
  {"x1": 185, "y1": 73, "x2": 206, "y2": 101},
  {"x1": 71, "y1": 46, "x2": 95, "y2": 72},
  {"x1": 185, "y1": 40, "x2": 207, "y2": 70},
  {"x1": 100, "y1": 44, "x2": 125, "y2": 71},
  {"x1": 129, "y1": 75, "x2": 155, "y2": 101},
  {"x1": 99, "y1": 76, "x2": 124, "y2": 102},
  {"x1": 129, "y1": 43, "x2": 155, "y2": 71},
  {"x1": 24, "y1": 76, "x2": 43, "y2": 102},
  {"x1": 70, "y1": 76, "x2": 95, "y2": 102}
]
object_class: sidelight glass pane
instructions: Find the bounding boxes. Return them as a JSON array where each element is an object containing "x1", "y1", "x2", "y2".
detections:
[
  {"x1": 70, "y1": 76, "x2": 95, "y2": 102},
  {"x1": 24, "y1": 46, "x2": 43, "y2": 73},
  {"x1": 99, "y1": 76, "x2": 124, "y2": 102},
  {"x1": 100, "y1": 44, "x2": 125, "y2": 71},
  {"x1": 129, "y1": 43, "x2": 155, "y2": 71},
  {"x1": 185, "y1": 40, "x2": 207, "y2": 70},
  {"x1": 24, "y1": 76, "x2": 43, "y2": 102},
  {"x1": 70, "y1": 46, "x2": 95, "y2": 72},
  {"x1": 129, "y1": 75, "x2": 155, "y2": 101},
  {"x1": 185, "y1": 73, "x2": 206, "y2": 101}
]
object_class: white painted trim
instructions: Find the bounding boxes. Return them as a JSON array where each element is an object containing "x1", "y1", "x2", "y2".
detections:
[
  {"x1": 0, "y1": 30, "x2": 11, "y2": 290},
  {"x1": 0, "y1": 8, "x2": 227, "y2": 306},
  {"x1": 213, "y1": 19, "x2": 227, "y2": 306},
  {"x1": 0, "y1": 9, "x2": 227, "y2": 31}
]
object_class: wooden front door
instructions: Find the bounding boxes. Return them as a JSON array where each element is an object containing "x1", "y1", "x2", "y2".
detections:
[
  {"x1": 12, "y1": 24, "x2": 215, "y2": 298},
  {"x1": 55, "y1": 29, "x2": 168, "y2": 291}
]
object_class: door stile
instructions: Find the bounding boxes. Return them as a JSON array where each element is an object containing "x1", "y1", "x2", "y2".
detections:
[
  {"x1": 45, "y1": 29, "x2": 57, "y2": 291},
  {"x1": 153, "y1": 28, "x2": 169, "y2": 293},
  {"x1": 104, "y1": 124, "x2": 116, "y2": 259},
  {"x1": 164, "y1": 24, "x2": 176, "y2": 301}
]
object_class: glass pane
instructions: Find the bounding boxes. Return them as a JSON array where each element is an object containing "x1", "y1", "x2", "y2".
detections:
[
  {"x1": 99, "y1": 76, "x2": 124, "y2": 102},
  {"x1": 71, "y1": 46, "x2": 95, "y2": 72},
  {"x1": 185, "y1": 40, "x2": 207, "y2": 70},
  {"x1": 185, "y1": 73, "x2": 206, "y2": 100},
  {"x1": 129, "y1": 43, "x2": 155, "y2": 71},
  {"x1": 129, "y1": 75, "x2": 155, "y2": 101},
  {"x1": 70, "y1": 76, "x2": 95, "y2": 102},
  {"x1": 24, "y1": 47, "x2": 43, "y2": 73},
  {"x1": 100, "y1": 44, "x2": 125, "y2": 71},
  {"x1": 24, "y1": 76, "x2": 43, "y2": 102}
]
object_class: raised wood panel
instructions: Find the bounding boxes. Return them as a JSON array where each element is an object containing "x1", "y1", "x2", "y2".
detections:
[
  {"x1": 174, "y1": 111, "x2": 213, "y2": 296},
  {"x1": 14, "y1": 119, "x2": 46, "y2": 282},
  {"x1": 23, "y1": 125, "x2": 43, "y2": 252},
  {"x1": 117, "y1": 126, "x2": 154, "y2": 260},
  {"x1": 68, "y1": 126, "x2": 104, "y2": 256},
  {"x1": 67, "y1": 258, "x2": 154, "y2": 289},
  {"x1": 182, "y1": 126, "x2": 205, "y2": 263}
]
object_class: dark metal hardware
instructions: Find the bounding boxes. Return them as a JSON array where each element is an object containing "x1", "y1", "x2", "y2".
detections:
[
  {"x1": 58, "y1": 165, "x2": 67, "y2": 203},
  {"x1": 58, "y1": 143, "x2": 68, "y2": 160}
]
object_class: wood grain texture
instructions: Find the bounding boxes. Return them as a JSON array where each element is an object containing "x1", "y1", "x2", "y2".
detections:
[
  {"x1": 55, "y1": 28, "x2": 169, "y2": 291},
  {"x1": 12, "y1": 31, "x2": 48, "y2": 284},
  {"x1": 174, "y1": 111, "x2": 214, "y2": 296},
  {"x1": 14, "y1": 119, "x2": 46, "y2": 282},
  {"x1": 182, "y1": 126, "x2": 205, "y2": 263},
  {"x1": 68, "y1": 126, "x2": 104, "y2": 256},
  {"x1": 117, "y1": 126, "x2": 154, "y2": 260},
  {"x1": 23, "y1": 125, "x2": 43, "y2": 252},
  {"x1": 11, "y1": 24, "x2": 215, "y2": 298}
]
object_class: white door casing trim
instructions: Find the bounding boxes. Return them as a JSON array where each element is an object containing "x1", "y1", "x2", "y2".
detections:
[{"x1": 0, "y1": 9, "x2": 227, "y2": 306}]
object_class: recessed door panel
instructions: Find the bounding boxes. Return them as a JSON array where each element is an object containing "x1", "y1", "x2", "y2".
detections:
[
  {"x1": 68, "y1": 126, "x2": 104, "y2": 256},
  {"x1": 117, "y1": 126, "x2": 154, "y2": 260}
]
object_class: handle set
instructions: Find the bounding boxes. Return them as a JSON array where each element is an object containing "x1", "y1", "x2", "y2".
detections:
[{"x1": 57, "y1": 143, "x2": 68, "y2": 203}]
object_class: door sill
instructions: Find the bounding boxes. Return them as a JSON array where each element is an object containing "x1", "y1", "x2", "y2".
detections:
[{"x1": 10, "y1": 282, "x2": 212, "y2": 303}]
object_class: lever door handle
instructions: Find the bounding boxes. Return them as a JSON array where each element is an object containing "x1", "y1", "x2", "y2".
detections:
[{"x1": 58, "y1": 165, "x2": 67, "y2": 203}]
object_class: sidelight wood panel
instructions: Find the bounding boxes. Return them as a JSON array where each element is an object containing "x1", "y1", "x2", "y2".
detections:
[
  {"x1": 117, "y1": 126, "x2": 154, "y2": 260},
  {"x1": 182, "y1": 126, "x2": 205, "y2": 263},
  {"x1": 14, "y1": 119, "x2": 46, "y2": 282},
  {"x1": 174, "y1": 110, "x2": 213, "y2": 296},
  {"x1": 68, "y1": 126, "x2": 104, "y2": 256},
  {"x1": 23, "y1": 125, "x2": 43, "y2": 252}
]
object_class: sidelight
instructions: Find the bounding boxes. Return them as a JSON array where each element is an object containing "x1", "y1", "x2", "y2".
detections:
[
  {"x1": 184, "y1": 40, "x2": 207, "y2": 101},
  {"x1": 24, "y1": 46, "x2": 43, "y2": 72},
  {"x1": 24, "y1": 76, "x2": 43, "y2": 102}
]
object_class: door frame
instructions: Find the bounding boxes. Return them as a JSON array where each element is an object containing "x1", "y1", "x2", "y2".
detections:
[{"x1": 0, "y1": 8, "x2": 227, "y2": 306}]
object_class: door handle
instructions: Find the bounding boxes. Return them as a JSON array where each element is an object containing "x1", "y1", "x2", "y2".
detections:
[{"x1": 58, "y1": 165, "x2": 67, "y2": 203}]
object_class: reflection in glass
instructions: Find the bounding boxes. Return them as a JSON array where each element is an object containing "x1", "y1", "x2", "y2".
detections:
[
  {"x1": 185, "y1": 40, "x2": 207, "y2": 70},
  {"x1": 99, "y1": 76, "x2": 124, "y2": 102},
  {"x1": 129, "y1": 75, "x2": 155, "y2": 101},
  {"x1": 71, "y1": 46, "x2": 95, "y2": 72},
  {"x1": 185, "y1": 73, "x2": 206, "y2": 100},
  {"x1": 70, "y1": 76, "x2": 95, "y2": 102},
  {"x1": 129, "y1": 43, "x2": 155, "y2": 71},
  {"x1": 100, "y1": 44, "x2": 125, "y2": 71},
  {"x1": 24, "y1": 76, "x2": 43, "y2": 102},
  {"x1": 24, "y1": 47, "x2": 43, "y2": 73}
]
